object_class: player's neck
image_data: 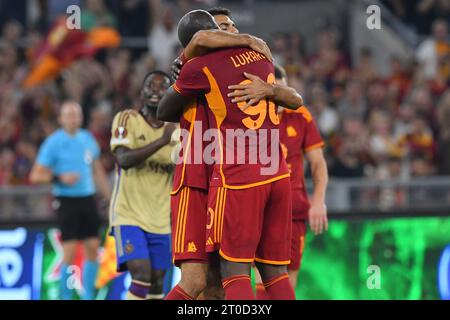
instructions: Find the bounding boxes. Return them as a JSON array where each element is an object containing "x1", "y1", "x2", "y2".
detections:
[
  {"x1": 147, "y1": 117, "x2": 164, "y2": 129},
  {"x1": 62, "y1": 127, "x2": 79, "y2": 136},
  {"x1": 141, "y1": 108, "x2": 164, "y2": 129}
]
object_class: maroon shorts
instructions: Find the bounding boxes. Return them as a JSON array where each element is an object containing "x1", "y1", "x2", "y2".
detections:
[
  {"x1": 171, "y1": 186, "x2": 208, "y2": 267},
  {"x1": 288, "y1": 219, "x2": 307, "y2": 271},
  {"x1": 206, "y1": 178, "x2": 292, "y2": 265}
]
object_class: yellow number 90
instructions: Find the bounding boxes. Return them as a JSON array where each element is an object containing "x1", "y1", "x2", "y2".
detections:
[{"x1": 236, "y1": 73, "x2": 279, "y2": 130}]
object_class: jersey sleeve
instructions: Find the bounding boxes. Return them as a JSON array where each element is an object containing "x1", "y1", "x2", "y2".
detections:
[
  {"x1": 36, "y1": 137, "x2": 56, "y2": 169},
  {"x1": 299, "y1": 107, "x2": 324, "y2": 152},
  {"x1": 110, "y1": 111, "x2": 136, "y2": 152},
  {"x1": 173, "y1": 59, "x2": 211, "y2": 97}
]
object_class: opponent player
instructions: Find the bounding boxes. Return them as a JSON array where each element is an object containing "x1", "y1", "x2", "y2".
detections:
[
  {"x1": 109, "y1": 71, "x2": 176, "y2": 300},
  {"x1": 158, "y1": 10, "x2": 297, "y2": 300},
  {"x1": 230, "y1": 64, "x2": 329, "y2": 298}
]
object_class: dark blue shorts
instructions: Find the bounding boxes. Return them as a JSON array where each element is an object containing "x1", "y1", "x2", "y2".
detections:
[{"x1": 112, "y1": 225, "x2": 171, "y2": 272}]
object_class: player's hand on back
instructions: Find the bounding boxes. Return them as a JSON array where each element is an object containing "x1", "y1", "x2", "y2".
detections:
[
  {"x1": 58, "y1": 173, "x2": 80, "y2": 186},
  {"x1": 308, "y1": 201, "x2": 328, "y2": 235},
  {"x1": 248, "y1": 35, "x2": 273, "y2": 62},
  {"x1": 228, "y1": 72, "x2": 274, "y2": 110},
  {"x1": 162, "y1": 123, "x2": 178, "y2": 144},
  {"x1": 170, "y1": 57, "x2": 184, "y2": 81}
]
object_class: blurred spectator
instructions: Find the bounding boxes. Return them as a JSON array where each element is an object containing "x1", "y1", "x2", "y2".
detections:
[
  {"x1": 1, "y1": 20, "x2": 23, "y2": 46},
  {"x1": 398, "y1": 112, "x2": 437, "y2": 162},
  {"x1": 117, "y1": 0, "x2": 152, "y2": 38},
  {"x1": 329, "y1": 116, "x2": 372, "y2": 178},
  {"x1": 353, "y1": 47, "x2": 378, "y2": 85},
  {"x1": 407, "y1": 86, "x2": 437, "y2": 132},
  {"x1": 387, "y1": 156, "x2": 404, "y2": 178},
  {"x1": 81, "y1": 0, "x2": 117, "y2": 31},
  {"x1": 14, "y1": 139, "x2": 37, "y2": 184},
  {"x1": 411, "y1": 152, "x2": 435, "y2": 176},
  {"x1": 329, "y1": 139, "x2": 366, "y2": 178},
  {"x1": 368, "y1": 110, "x2": 402, "y2": 162},
  {"x1": 0, "y1": 147, "x2": 16, "y2": 185},
  {"x1": 148, "y1": 1, "x2": 179, "y2": 71},
  {"x1": 416, "y1": 19, "x2": 450, "y2": 80},
  {"x1": 385, "y1": 55, "x2": 411, "y2": 107},
  {"x1": 337, "y1": 80, "x2": 367, "y2": 119},
  {"x1": 308, "y1": 28, "x2": 349, "y2": 96},
  {"x1": 271, "y1": 32, "x2": 288, "y2": 66},
  {"x1": 309, "y1": 82, "x2": 338, "y2": 137},
  {"x1": 415, "y1": 0, "x2": 450, "y2": 34},
  {"x1": 366, "y1": 80, "x2": 388, "y2": 111}
]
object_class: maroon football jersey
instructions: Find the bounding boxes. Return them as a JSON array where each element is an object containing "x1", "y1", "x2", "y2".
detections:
[
  {"x1": 174, "y1": 47, "x2": 289, "y2": 189},
  {"x1": 172, "y1": 97, "x2": 211, "y2": 193},
  {"x1": 279, "y1": 106, "x2": 324, "y2": 219}
]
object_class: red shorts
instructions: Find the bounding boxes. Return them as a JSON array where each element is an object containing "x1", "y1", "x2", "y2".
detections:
[
  {"x1": 171, "y1": 186, "x2": 208, "y2": 267},
  {"x1": 206, "y1": 177, "x2": 292, "y2": 265},
  {"x1": 288, "y1": 219, "x2": 307, "y2": 271}
]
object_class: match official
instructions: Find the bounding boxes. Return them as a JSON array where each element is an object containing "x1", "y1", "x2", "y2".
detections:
[{"x1": 30, "y1": 101, "x2": 111, "y2": 300}]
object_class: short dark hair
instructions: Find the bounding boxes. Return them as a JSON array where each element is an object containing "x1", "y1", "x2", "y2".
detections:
[
  {"x1": 177, "y1": 10, "x2": 218, "y2": 48},
  {"x1": 207, "y1": 7, "x2": 232, "y2": 17},
  {"x1": 274, "y1": 64, "x2": 287, "y2": 80},
  {"x1": 142, "y1": 70, "x2": 172, "y2": 87}
]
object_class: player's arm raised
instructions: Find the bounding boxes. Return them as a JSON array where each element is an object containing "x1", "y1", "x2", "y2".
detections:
[
  {"x1": 185, "y1": 30, "x2": 273, "y2": 61},
  {"x1": 157, "y1": 87, "x2": 194, "y2": 122},
  {"x1": 172, "y1": 31, "x2": 273, "y2": 80},
  {"x1": 305, "y1": 148, "x2": 329, "y2": 235},
  {"x1": 114, "y1": 123, "x2": 176, "y2": 170},
  {"x1": 228, "y1": 72, "x2": 303, "y2": 110}
]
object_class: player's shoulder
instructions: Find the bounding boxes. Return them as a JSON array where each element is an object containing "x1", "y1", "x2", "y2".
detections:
[
  {"x1": 182, "y1": 55, "x2": 209, "y2": 71},
  {"x1": 284, "y1": 105, "x2": 314, "y2": 123},
  {"x1": 113, "y1": 108, "x2": 141, "y2": 125},
  {"x1": 184, "y1": 47, "x2": 241, "y2": 66},
  {"x1": 114, "y1": 108, "x2": 140, "y2": 118}
]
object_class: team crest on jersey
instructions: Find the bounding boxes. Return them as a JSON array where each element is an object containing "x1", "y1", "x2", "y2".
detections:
[
  {"x1": 286, "y1": 126, "x2": 297, "y2": 137},
  {"x1": 187, "y1": 242, "x2": 197, "y2": 253},
  {"x1": 115, "y1": 127, "x2": 128, "y2": 139},
  {"x1": 125, "y1": 241, "x2": 134, "y2": 254}
]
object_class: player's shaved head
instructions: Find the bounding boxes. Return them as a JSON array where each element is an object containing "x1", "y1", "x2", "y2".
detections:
[{"x1": 177, "y1": 10, "x2": 218, "y2": 48}]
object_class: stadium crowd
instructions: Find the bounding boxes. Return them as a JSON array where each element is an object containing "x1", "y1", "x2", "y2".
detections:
[{"x1": 1, "y1": 0, "x2": 450, "y2": 187}]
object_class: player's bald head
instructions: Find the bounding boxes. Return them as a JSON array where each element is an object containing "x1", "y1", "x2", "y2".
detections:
[{"x1": 177, "y1": 10, "x2": 218, "y2": 48}]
